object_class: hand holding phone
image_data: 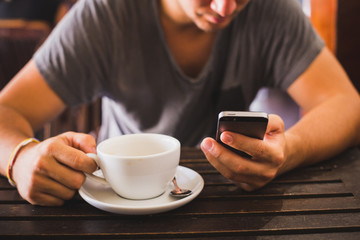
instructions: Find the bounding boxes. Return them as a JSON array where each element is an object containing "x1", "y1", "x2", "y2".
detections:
[{"x1": 216, "y1": 111, "x2": 268, "y2": 158}]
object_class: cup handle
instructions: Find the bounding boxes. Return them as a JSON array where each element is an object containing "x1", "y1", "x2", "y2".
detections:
[{"x1": 85, "y1": 153, "x2": 109, "y2": 185}]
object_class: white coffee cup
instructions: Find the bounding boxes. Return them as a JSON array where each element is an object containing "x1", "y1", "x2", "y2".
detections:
[{"x1": 86, "y1": 133, "x2": 181, "y2": 200}]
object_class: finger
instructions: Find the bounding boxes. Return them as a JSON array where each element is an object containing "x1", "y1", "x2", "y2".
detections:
[
  {"x1": 201, "y1": 137, "x2": 234, "y2": 176},
  {"x1": 264, "y1": 114, "x2": 285, "y2": 138},
  {"x1": 59, "y1": 131, "x2": 97, "y2": 154},
  {"x1": 35, "y1": 175, "x2": 77, "y2": 201},
  {"x1": 27, "y1": 192, "x2": 65, "y2": 206},
  {"x1": 201, "y1": 138, "x2": 267, "y2": 183},
  {"x1": 18, "y1": 173, "x2": 73, "y2": 206},
  {"x1": 39, "y1": 157, "x2": 87, "y2": 190},
  {"x1": 27, "y1": 153, "x2": 86, "y2": 190},
  {"x1": 220, "y1": 131, "x2": 269, "y2": 160},
  {"x1": 219, "y1": 114, "x2": 285, "y2": 160},
  {"x1": 56, "y1": 147, "x2": 98, "y2": 174},
  {"x1": 238, "y1": 182, "x2": 259, "y2": 192},
  {"x1": 201, "y1": 138, "x2": 277, "y2": 187},
  {"x1": 219, "y1": 130, "x2": 283, "y2": 180},
  {"x1": 40, "y1": 138, "x2": 98, "y2": 174}
]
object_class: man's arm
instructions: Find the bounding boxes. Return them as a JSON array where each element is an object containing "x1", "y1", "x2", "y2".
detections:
[
  {"x1": 0, "y1": 60, "x2": 65, "y2": 176},
  {"x1": 201, "y1": 47, "x2": 360, "y2": 190},
  {"x1": 0, "y1": 60, "x2": 97, "y2": 205},
  {"x1": 282, "y1": 46, "x2": 360, "y2": 172}
]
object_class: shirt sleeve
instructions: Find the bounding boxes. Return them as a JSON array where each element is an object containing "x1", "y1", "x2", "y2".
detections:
[
  {"x1": 256, "y1": 0, "x2": 325, "y2": 90},
  {"x1": 33, "y1": 0, "x2": 113, "y2": 106}
]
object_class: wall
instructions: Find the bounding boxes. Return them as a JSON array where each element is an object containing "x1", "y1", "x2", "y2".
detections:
[{"x1": 337, "y1": 0, "x2": 360, "y2": 92}]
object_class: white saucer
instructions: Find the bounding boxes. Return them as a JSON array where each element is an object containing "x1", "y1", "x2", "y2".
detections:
[{"x1": 79, "y1": 166, "x2": 204, "y2": 215}]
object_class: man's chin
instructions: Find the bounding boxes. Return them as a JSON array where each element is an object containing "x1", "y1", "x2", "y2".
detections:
[{"x1": 196, "y1": 21, "x2": 231, "y2": 32}]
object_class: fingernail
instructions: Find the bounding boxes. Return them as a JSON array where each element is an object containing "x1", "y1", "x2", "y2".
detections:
[
  {"x1": 221, "y1": 133, "x2": 233, "y2": 144},
  {"x1": 201, "y1": 139, "x2": 213, "y2": 152}
]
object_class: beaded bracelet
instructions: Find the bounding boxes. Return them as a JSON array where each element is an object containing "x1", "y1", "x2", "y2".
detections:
[{"x1": 6, "y1": 138, "x2": 39, "y2": 186}]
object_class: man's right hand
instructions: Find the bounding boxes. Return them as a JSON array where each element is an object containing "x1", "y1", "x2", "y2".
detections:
[{"x1": 12, "y1": 132, "x2": 98, "y2": 206}]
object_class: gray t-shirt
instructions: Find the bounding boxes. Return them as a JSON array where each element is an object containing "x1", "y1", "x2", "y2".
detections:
[{"x1": 34, "y1": 0, "x2": 324, "y2": 146}]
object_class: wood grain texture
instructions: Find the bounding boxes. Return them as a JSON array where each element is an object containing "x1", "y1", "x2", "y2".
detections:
[{"x1": 1, "y1": 147, "x2": 360, "y2": 239}]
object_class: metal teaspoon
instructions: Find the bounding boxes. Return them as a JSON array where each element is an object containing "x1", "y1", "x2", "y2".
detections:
[{"x1": 170, "y1": 177, "x2": 192, "y2": 198}]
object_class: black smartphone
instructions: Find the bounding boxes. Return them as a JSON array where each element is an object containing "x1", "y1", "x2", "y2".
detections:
[{"x1": 216, "y1": 111, "x2": 268, "y2": 157}]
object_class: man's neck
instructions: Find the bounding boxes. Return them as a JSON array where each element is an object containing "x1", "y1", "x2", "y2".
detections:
[{"x1": 158, "y1": 0, "x2": 218, "y2": 78}]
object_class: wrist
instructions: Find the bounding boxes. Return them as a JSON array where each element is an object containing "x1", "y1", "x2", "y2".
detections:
[
  {"x1": 277, "y1": 131, "x2": 303, "y2": 175},
  {"x1": 7, "y1": 138, "x2": 39, "y2": 186}
]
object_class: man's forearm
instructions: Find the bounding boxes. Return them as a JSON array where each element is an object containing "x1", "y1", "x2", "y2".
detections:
[
  {"x1": 0, "y1": 105, "x2": 35, "y2": 177},
  {"x1": 280, "y1": 94, "x2": 360, "y2": 174}
]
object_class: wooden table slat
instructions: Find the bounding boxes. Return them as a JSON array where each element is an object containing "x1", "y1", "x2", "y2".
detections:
[
  {"x1": 1, "y1": 213, "x2": 360, "y2": 237},
  {"x1": 1, "y1": 197, "x2": 359, "y2": 219}
]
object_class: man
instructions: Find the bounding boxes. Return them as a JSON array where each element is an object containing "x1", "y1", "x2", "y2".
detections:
[{"x1": 0, "y1": 0, "x2": 359, "y2": 206}]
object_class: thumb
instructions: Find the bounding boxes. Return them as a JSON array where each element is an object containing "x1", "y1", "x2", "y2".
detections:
[{"x1": 265, "y1": 114, "x2": 285, "y2": 136}]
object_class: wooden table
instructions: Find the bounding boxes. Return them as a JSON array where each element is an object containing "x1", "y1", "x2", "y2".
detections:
[{"x1": 1, "y1": 147, "x2": 360, "y2": 239}]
